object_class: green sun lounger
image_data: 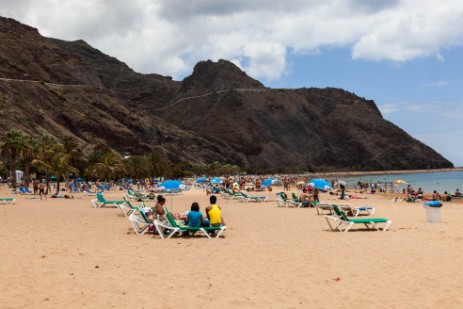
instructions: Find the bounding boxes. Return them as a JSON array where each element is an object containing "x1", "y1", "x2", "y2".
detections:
[
  {"x1": 154, "y1": 207, "x2": 226, "y2": 239},
  {"x1": 92, "y1": 192, "x2": 126, "y2": 208},
  {"x1": 324, "y1": 205, "x2": 391, "y2": 232},
  {"x1": 0, "y1": 198, "x2": 16, "y2": 205},
  {"x1": 238, "y1": 192, "x2": 267, "y2": 203}
]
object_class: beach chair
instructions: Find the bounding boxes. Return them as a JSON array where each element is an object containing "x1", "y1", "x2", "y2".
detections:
[
  {"x1": 314, "y1": 202, "x2": 334, "y2": 215},
  {"x1": 221, "y1": 189, "x2": 242, "y2": 199},
  {"x1": 324, "y1": 205, "x2": 391, "y2": 232},
  {"x1": 116, "y1": 197, "x2": 141, "y2": 217},
  {"x1": 83, "y1": 188, "x2": 98, "y2": 196},
  {"x1": 154, "y1": 207, "x2": 226, "y2": 239},
  {"x1": 276, "y1": 192, "x2": 291, "y2": 207},
  {"x1": 92, "y1": 193, "x2": 127, "y2": 208},
  {"x1": 238, "y1": 192, "x2": 267, "y2": 203},
  {"x1": 128, "y1": 208, "x2": 153, "y2": 235},
  {"x1": 292, "y1": 193, "x2": 313, "y2": 208},
  {"x1": 18, "y1": 186, "x2": 32, "y2": 195},
  {"x1": 337, "y1": 203, "x2": 376, "y2": 217},
  {"x1": 0, "y1": 198, "x2": 16, "y2": 205}
]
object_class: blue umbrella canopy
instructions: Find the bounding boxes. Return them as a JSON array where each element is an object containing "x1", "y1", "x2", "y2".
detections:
[
  {"x1": 158, "y1": 180, "x2": 188, "y2": 191},
  {"x1": 262, "y1": 178, "x2": 279, "y2": 188},
  {"x1": 307, "y1": 178, "x2": 333, "y2": 191},
  {"x1": 196, "y1": 177, "x2": 207, "y2": 183},
  {"x1": 210, "y1": 177, "x2": 222, "y2": 184}
]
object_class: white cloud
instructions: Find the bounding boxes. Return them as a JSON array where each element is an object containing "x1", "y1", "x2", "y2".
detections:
[
  {"x1": 378, "y1": 103, "x2": 400, "y2": 115},
  {"x1": 422, "y1": 80, "x2": 449, "y2": 87},
  {"x1": 1, "y1": 0, "x2": 463, "y2": 81}
]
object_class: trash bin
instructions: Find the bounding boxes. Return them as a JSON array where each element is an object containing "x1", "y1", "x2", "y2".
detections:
[{"x1": 423, "y1": 201, "x2": 443, "y2": 223}]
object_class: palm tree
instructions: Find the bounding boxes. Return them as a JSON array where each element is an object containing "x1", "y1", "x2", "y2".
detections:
[
  {"x1": 50, "y1": 143, "x2": 79, "y2": 195},
  {"x1": 86, "y1": 148, "x2": 125, "y2": 181},
  {"x1": 21, "y1": 134, "x2": 38, "y2": 186},
  {"x1": 1, "y1": 130, "x2": 27, "y2": 186},
  {"x1": 146, "y1": 152, "x2": 172, "y2": 178},
  {"x1": 125, "y1": 155, "x2": 150, "y2": 179},
  {"x1": 32, "y1": 134, "x2": 57, "y2": 194},
  {"x1": 62, "y1": 136, "x2": 86, "y2": 179}
]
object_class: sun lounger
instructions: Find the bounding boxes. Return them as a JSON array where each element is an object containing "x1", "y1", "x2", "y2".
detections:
[
  {"x1": 324, "y1": 205, "x2": 391, "y2": 232},
  {"x1": 336, "y1": 203, "x2": 376, "y2": 217},
  {"x1": 92, "y1": 193, "x2": 127, "y2": 208},
  {"x1": 128, "y1": 208, "x2": 154, "y2": 235},
  {"x1": 276, "y1": 192, "x2": 291, "y2": 207},
  {"x1": 0, "y1": 198, "x2": 16, "y2": 205},
  {"x1": 154, "y1": 207, "x2": 226, "y2": 239},
  {"x1": 18, "y1": 187, "x2": 32, "y2": 195},
  {"x1": 314, "y1": 202, "x2": 334, "y2": 215},
  {"x1": 117, "y1": 197, "x2": 141, "y2": 217},
  {"x1": 83, "y1": 188, "x2": 98, "y2": 196},
  {"x1": 238, "y1": 192, "x2": 267, "y2": 203}
]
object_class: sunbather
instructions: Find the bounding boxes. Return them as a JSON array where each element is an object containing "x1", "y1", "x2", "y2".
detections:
[
  {"x1": 185, "y1": 202, "x2": 210, "y2": 228},
  {"x1": 154, "y1": 195, "x2": 167, "y2": 220},
  {"x1": 205, "y1": 195, "x2": 225, "y2": 227},
  {"x1": 298, "y1": 188, "x2": 312, "y2": 207}
]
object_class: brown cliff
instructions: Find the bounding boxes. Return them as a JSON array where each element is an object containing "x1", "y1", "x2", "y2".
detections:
[{"x1": 0, "y1": 17, "x2": 453, "y2": 170}]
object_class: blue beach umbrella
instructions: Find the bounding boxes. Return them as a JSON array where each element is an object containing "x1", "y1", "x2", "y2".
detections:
[
  {"x1": 307, "y1": 178, "x2": 333, "y2": 191},
  {"x1": 262, "y1": 178, "x2": 279, "y2": 188},
  {"x1": 158, "y1": 180, "x2": 188, "y2": 191},
  {"x1": 196, "y1": 177, "x2": 207, "y2": 183},
  {"x1": 210, "y1": 177, "x2": 222, "y2": 185}
]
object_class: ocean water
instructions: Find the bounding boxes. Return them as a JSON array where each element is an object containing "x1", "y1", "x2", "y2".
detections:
[{"x1": 341, "y1": 171, "x2": 463, "y2": 194}]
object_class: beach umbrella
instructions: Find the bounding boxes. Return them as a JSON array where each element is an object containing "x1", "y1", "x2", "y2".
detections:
[
  {"x1": 196, "y1": 177, "x2": 207, "y2": 183},
  {"x1": 262, "y1": 178, "x2": 279, "y2": 188},
  {"x1": 75, "y1": 178, "x2": 83, "y2": 181},
  {"x1": 394, "y1": 179, "x2": 408, "y2": 185},
  {"x1": 307, "y1": 178, "x2": 333, "y2": 191},
  {"x1": 158, "y1": 180, "x2": 188, "y2": 191},
  {"x1": 210, "y1": 177, "x2": 222, "y2": 184}
]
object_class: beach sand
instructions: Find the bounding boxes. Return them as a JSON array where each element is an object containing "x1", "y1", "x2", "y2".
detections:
[{"x1": 1, "y1": 185, "x2": 462, "y2": 308}]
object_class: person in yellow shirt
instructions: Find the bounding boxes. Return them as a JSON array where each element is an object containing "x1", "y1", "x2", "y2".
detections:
[{"x1": 205, "y1": 195, "x2": 225, "y2": 226}]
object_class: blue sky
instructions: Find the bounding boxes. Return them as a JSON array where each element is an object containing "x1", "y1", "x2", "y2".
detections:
[
  {"x1": 1, "y1": 0, "x2": 462, "y2": 166},
  {"x1": 265, "y1": 47, "x2": 463, "y2": 166}
]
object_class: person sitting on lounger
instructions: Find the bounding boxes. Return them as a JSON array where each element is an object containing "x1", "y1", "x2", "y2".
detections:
[
  {"x1": 185, "y1": 202, "x2": 208, "y2": 228},
  {"x1": 154, "y1": 195, "x2": 167, "y2": 220},
  {"x1": 205, "y1": 195, "x2": 225, "y2": 226},
  {"x1": 299, "y1": 188, "x2": 312, "y2": 207},
  {"x1": 455, "y1": 189, "x2": 462, "y2": 197}
]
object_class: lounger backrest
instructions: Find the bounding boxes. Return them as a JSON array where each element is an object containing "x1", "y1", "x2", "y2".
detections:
[
  {"x1": 292, "y1": 193, "x2": 299, "y2": 201},
  {"x1": 163, "y1": 206, "x2": 179, "y2": 228},
  {"x1": 96, "y1": 193, "x2": 105, "y2": 203},
  {"x1": 137, "y1": 208, "x2": 152, "y2": 224},
  {"x1": 332, "y1": 205, "x2": 350, "y2": 221},
  {"x1": 277, "y1": 192, "x2": 287, "y2": 201}
]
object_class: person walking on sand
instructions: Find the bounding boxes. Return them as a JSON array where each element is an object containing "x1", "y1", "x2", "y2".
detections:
[{"x1": 38, "y1": 182, "x2": 47, "y2": 200}]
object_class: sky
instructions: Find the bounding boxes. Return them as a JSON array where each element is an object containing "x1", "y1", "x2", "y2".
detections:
[{"x1": 1, "y1": 0, "x2": 462, "y2": 166}]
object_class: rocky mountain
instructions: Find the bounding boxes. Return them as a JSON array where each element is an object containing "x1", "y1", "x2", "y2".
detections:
[{"x1": 0, "y1": 17, "x2": 453, "y2": 171}]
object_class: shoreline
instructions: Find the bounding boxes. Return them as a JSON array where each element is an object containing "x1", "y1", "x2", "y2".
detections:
[{"x1": 306, "y1": 167, "x2": 463, "y2": 178}]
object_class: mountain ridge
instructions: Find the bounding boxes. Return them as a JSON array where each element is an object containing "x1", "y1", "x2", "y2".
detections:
[{"x1": 0, "y1": 17, "x2": 453, "y2": 171}]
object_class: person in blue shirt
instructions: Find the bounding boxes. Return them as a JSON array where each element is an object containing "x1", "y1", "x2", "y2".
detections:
[{"x1": 186, "y1": 202, "x2": 208, "y2": 227}]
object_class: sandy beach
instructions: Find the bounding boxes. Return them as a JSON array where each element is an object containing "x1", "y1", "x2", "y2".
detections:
[{"x1": 1, "y1": 185, "x2": 463, "y2": 308}]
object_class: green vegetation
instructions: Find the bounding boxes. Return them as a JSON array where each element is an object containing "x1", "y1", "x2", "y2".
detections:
[
  {"x1": 1, "y1": 131, "x2": 319, "y2": 182},
  {"x1": 0, "y1": 130, "x2": 245, "y2": 183}
]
